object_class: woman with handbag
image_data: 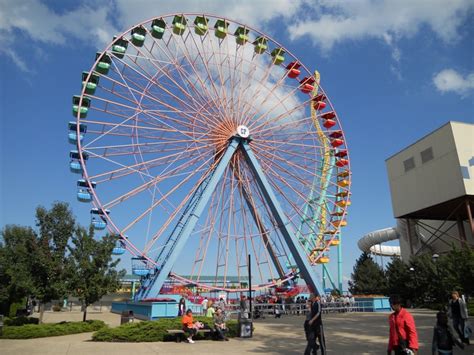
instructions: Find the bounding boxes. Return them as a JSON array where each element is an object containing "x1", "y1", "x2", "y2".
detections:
[{"x1": 387, "y1": 295, "x2": 419, "y2": 355}]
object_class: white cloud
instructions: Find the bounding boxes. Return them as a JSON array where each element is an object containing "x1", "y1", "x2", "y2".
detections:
[
  {"x1": 289, "y1": 0, "x2": 474, "y2": 52},
  {"x1": 433, "y1": 69, "x2": 474, "y2": 95}
]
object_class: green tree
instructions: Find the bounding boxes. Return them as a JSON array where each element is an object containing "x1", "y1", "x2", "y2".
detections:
[
  {"x1": 0, "y1": 225, "x2": 36, "y2": 315},
  {"x1": 349, "y1": 252, "x2": 386, "y2": 295},
  {"x1": 29, "y1": 202, "x2": 76, "y2": 323},
  {"x1": 386, "y1": 257, "x2": 415, "y2": 304},
  {"x1": 67, "y1": 227, "x2": 126, "y2": 321}
]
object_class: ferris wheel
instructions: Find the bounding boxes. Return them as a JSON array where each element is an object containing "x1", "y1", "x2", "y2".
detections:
[{"x1": 68, "y1": 13, "x2": 351, "y2": 299}]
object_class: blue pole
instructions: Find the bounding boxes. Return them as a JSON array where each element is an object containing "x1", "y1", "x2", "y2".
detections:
[
  {"x1": 135, "y1": 138, "x2": 241, "y2": 300},
  {"x1": 241, "y1": 140, "x2": 323, "y2": 295}
]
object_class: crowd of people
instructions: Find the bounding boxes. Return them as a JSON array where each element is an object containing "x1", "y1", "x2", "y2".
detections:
[{"x1": 175, "y1": 290, "x2": 471, "y2": 353}]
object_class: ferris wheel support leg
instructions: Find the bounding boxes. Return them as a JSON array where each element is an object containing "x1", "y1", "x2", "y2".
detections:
[
  {"x1": 241, "y1": 140, "x2": 323, "y2": 295},
  {"x1": 135, "y1": 138, "x2": 241, "y2": 300}
]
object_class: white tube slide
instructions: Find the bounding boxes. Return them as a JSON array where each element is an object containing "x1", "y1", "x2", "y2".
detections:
[{"x1": 357, "y1": 227, "x2": 401, "y2": 257}]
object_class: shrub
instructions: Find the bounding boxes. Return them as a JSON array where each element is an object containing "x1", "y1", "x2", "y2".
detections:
[
  {"x1": 92, "y1": 316, "x2": 239, "y2": 342},
  {"x1": 0, "y1": 320, "x2": 106, "y2": 339},
  {"x1": 4, "y1": 316, "x2": 39, "y2": 326}
]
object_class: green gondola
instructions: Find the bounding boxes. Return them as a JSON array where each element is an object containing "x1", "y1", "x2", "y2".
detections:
[
  {"x1": 194, "y1": 15, "x2": 208, "y2": 35},
  {"x1": 72, "y1": 95, "x2": 91, "y2": 118},
  {"x1": 151, "y1": 18, "x2": 166, "y2": 39},
  {"x1": 111, "y1": 37, "x2": 128, "y2": 59},
  {"x1": 131, "y1": 26, "x2": 146, "y2": 47},
  {"x1": 95, "y1": 52, "x2": 111, "y2": 75},
  {"x1": 253, "y1": 36, "x2": 267, "y2": 54},
  {"x1": 235, "y1": 26, "x2": 249, "y2": 45},
  {"x1": 81, "y1": 71, "x2": 100, "y2": 95},
  {"x1": 271, "y1": 47, "x2": 286, "y2": 65},
  {"x1": 214, "y1": 19, "x2": 229, "y2": 39},
  {"x1": 172, "y1": 15, "x2": 187, "y2": 35}
]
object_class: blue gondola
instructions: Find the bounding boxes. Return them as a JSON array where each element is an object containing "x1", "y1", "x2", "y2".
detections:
[
  {"x1": 68, "y1": 121, "x2": 87, "y2": 144},
  {"x1": 132, "y1": 256, "x2": 151, "y2": 276},
  {"x1": 112, "y1": 240, "x2": 126, "y2": 255},
  {"x1": 77, "y1": 179, "x2": 96, "y2": 203},
  {"x1": 91, "y1": 208, "x2": 110, "y2": 230},
  {"x1": 69, "y1": 150, "x2": 88, "y2": 174}
]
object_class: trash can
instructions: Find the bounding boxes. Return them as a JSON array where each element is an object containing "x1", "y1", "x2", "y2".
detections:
[
  {"x1": 238, "y1": 318, "x2": 253, "y2": 338},
  {"x1": 120, "y1": 310, "x2": 134, "y2": 325}
]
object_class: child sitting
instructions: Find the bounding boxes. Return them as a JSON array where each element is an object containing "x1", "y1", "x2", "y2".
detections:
[{"x1": 182, "y1": 309, "x2": 202, "y2": 343}]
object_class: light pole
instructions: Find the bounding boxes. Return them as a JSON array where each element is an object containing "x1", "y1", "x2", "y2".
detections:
[
  {"x1": 432, "y1": 254, "x2": 442, "y2": 305},
  {"x1": 409, "y1": 267, "x2": 417, "y2": 307}
]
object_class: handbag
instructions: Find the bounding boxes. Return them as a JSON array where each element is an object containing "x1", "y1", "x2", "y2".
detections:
[{"x1": 464, "y1": 321, "x2": 472, "y2": 339}]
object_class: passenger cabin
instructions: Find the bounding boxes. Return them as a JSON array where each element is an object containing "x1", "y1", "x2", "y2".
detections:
[
  {"x1": 172, "y1": 15, "x2": 187, "y2": 35},
  {"x1": 132, "y1": 257, "x2": 151, "y2": 277},
  {"x1": 151, "y1": 18, "x2": 166, "y2": 39},
  {"x1": 253, "y1": 36, "x2": 268, "y2": 54},
  {"x1": 299, "y1": 77, "x2": 315, "y2": 93},
  {"x1": 331, "y1": 219, "x2": 347, "y2": 227},
  {"x1": 72, "y1": 95, "x2": 91, "y2": 118},
  {"x1": 313, "y1": 94, "x2": 327, "y2": 110},
  {"x1": 77, "y1": 179, "x2": 96, "y2": 203},
  {"x1": 337, "y1": 179, "x2": 350, "y2": 187},
  {"x1": 68, "y1": 121, "x2": 87, "y2": 145},
  {"x1": 69, "y1": 149, "x2": 88, "y2": 174},
  {"x1": 327, "y1": 236, "x2": 340, "y2": 246},
  {"x1": 95, "y1": 52, "x2": 112, "y2": 75},
  {"x1": 286, "y1": 61, "x2": 301, "y2": 78},
  {"x1": 81, "y1": 71, "x2": 100, "y2": 95},
  {"x1": 131, "y1": 26, "x2": 146, "y2": 46},
  {"x1": 112, "y1": 240, "x2": 126, "y2": 255},
  {"x1": 336, "y1": 158, "x2": 349, "y2": 167},
  {"x1": 336, "y1": 199, "x2": 351, "y2": 208},
  {"x1": 214, "y1": 19, "x2": 229, "y2": 39},
  {"x1": 111, "y1": 37, "x2": 128, "y2": 59},
  {"x1": 323, "y1": 118, "x2": 336, "y2": 128},
  {"x1": 317, "y1": 255, "x2": 330, "y2": 264},
  {"x1": 321, "y1": 111, "x2": 336, "y2": 120},
  {"x1": 271, "y1": 48, "x2": 285, "y2": 65},
  {"x1": 194, "y1": 16, "x2": 208, "y2": 35},
  {"x1": 234, "y1": 26, "x2": 249, "y2": 45},
  {"x1": 91, "y1": 208, "x2": 110, "y2": 230}
]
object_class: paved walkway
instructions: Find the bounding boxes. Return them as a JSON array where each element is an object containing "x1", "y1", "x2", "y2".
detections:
[{"x1": 1, "y1": 309, "x2": 473, "y2": 354}]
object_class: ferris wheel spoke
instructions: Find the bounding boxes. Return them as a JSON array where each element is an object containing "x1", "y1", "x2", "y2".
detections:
[{"x1": 131, "y1": 39, "x2": 224, "y2": 128}]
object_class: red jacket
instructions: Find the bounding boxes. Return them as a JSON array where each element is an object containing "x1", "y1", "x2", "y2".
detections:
[{"x1": 388, "y1": 308, "x2": 419, "y2": 351}]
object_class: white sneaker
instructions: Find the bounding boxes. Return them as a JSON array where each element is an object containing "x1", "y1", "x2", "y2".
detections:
[{"x1": 187, "y1": 338, "x2": 195, "y2": 344}]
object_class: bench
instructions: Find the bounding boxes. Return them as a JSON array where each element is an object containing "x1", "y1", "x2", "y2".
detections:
[{"x1": 166, "y1": 329, "x2": 213, "y2": 342}]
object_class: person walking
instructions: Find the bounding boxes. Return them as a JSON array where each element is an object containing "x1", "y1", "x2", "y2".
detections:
[
  {"x1": 432, "y1": 311, "x2": 464, "y2": 355},
  {"x1": 387, "y1": 295, "x2": 419, "y2": 355},
  {"x1": 178, "y1": 297, "x2": 186, "y2": 317},
  {"x1": 201, "y1": 297, "x2": 209, "y2": 315},
  {"x1": 206, "y1": 300, "x2": 216, "y2": 318},
  {"x1": 305, "y1": 293, "x2": 326, "y2": 355},
  {"x1": 447, "y1": 291, "x2": 470, "y2": 345}
]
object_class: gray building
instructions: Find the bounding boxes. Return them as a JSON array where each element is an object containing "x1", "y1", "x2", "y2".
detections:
[{"x1": 359, "y1": 121, "x2": 474, "y2": 260}]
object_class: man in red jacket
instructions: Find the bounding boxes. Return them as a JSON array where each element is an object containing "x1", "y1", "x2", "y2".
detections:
[{"x1": 387, "y1": 295, "x2": 419, "y2": 355}]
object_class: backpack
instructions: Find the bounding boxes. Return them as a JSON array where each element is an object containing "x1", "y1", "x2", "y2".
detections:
[{"x1": 435, "y1": 325, "x2": 454, "y2": 350}]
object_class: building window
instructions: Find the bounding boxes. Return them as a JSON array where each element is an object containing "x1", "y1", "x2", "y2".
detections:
[
  {"x1": 461, "y1": 166, "x2": 470, "y2": 179},
  {"x1": 420, "y1": 147, "x2": 434, "y2": 164},
  {"x1": 403, "y1": 157, "x2": 415, "y2": 172}
]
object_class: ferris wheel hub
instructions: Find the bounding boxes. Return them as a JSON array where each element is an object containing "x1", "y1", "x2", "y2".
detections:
[{"x1": 236, "y1": 125, "x2": 250, "y2": 138}]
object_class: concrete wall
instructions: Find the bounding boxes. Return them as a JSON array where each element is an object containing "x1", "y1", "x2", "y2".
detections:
[
  {"x1": 386, "y1": 121, "x2": 471, "y2": 218},
  {"x1": 452, "y1": 122, "x2": 474, "y2": 195}
]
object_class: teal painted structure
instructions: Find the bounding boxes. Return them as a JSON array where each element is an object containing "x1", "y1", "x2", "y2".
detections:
[{"x1": 354, "y1": 297, "x2": 391, "y2": 312}]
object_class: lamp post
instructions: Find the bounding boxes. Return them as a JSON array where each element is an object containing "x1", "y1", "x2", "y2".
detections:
[
  {"x1": 409, "y1": 267, "x2": 417, "y2": 307},
  {"x1": 432, "y1": 254, "x2": 442, "y2": 305}
]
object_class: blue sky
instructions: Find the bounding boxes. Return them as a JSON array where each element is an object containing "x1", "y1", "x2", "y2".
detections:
[{"x1": 1, "y1": 0, "x2": 473, "y2": 290}]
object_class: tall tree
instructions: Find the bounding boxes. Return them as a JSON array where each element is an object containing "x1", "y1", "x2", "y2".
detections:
[
  {"x1": 67, "y1": 227, "x2": 126, "y2": 321},
  {"x1": 349, "y1": 252, "x2": 387, "y2": 295},
  {"x1": 0, "y1": 225, "x2": 36, "y2": 315},
  {"x1": 29, "y1": 202, "x2": 76, "y2": 323},
  {"x1": 386, "y1": 257, "x2": 415, "y2": 304}
]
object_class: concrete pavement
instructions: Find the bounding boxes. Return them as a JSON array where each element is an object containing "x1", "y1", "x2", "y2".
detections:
[{"x1": 1, "y1": 309, "x2": 473, "y2": 354}]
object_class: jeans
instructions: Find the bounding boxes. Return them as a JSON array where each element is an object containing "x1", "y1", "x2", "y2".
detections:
[
  {"x1": 304, "y1": 325, "x2": 326, "y2": 355},
  {"x1": 215, "y1": 326, "x2": 227, "y2": 340}
]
